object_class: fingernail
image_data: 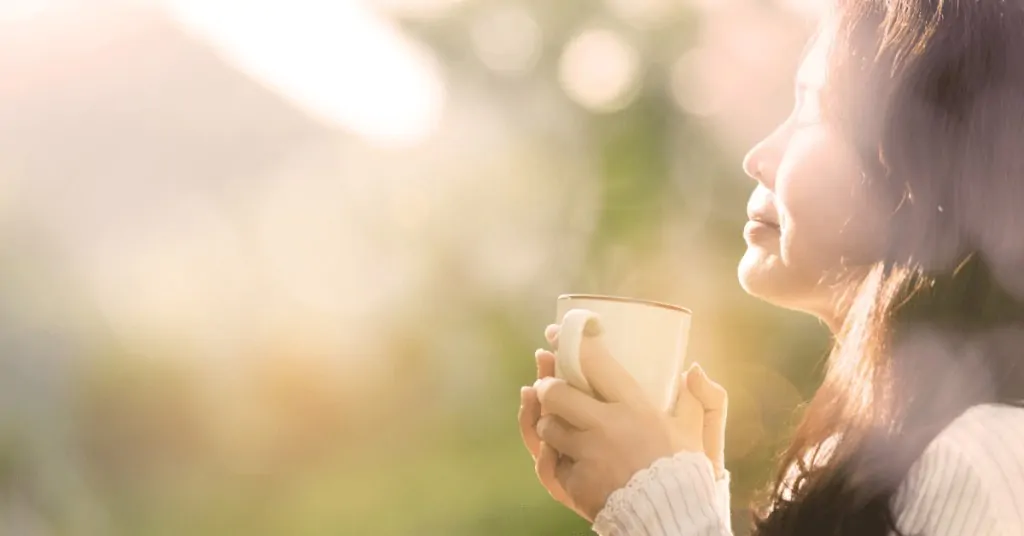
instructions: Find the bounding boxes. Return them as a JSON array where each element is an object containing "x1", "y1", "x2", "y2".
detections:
[
  {"x1": 693, "y1": 362, "x2": 707, "y2": 378},
  {"x1": 521, "y1": 386, "x2": 530, "y2": 396},
  {"x1": 582, "y1": 318, "x2": 603, "y2": 337}
]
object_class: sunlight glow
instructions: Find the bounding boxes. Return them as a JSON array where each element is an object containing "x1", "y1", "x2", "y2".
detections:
[
  {"x1": 0, "y1": 0, "x2": 53, "y2": 22},
  {"x1": 671, "y1": 47, "x2": 727, "y2": 116},
  {"x1": 163, "y1": 0, "x2": 446, "y2": 147},
  {"x1": 779, "y1": 0, "x2": 828, "y2": 19},
  {"x1": 366, "y1": 0, "x2": 469, "y2": 18},
  {"x1": 604, "y1": 0, "x2": 678, "y2": 28},
  {"x1": 558, "y1": 28, "x2": 642, "y2": 113},
  {"x1": 470, "y1": 4, "x2": 542, "y2": 75},
  {"x1": 82, "y1": 194, "x2": 249, "y2": 357}
]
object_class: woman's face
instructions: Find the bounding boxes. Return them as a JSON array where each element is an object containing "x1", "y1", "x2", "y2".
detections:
[{"x1": 738, "y1": 26, "x2": 888, "y2": 320}]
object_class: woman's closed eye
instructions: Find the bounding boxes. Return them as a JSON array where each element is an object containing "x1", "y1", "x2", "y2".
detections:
[{"x1": 793, "y1": 91, "x2": 822, "y2": 127}]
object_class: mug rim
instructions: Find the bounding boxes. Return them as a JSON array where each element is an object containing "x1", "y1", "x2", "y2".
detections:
[{"x1": 558, "y1": 294, "x2": 692, "y2": 315}]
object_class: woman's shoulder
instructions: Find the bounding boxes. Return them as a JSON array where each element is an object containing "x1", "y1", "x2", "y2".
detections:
[
  {"x1": 918, "y1": 402, "x2": 1024, "y2": 485},
  {"x1": 957, "y1": 402, "x2": 1024, "y2": 425},
  {"x1": 895, "y1": 403, "x2": 1024, "y2": 534},
  {"x1": 931, "y1": 403, "x2": 1024, "y2": 456}
]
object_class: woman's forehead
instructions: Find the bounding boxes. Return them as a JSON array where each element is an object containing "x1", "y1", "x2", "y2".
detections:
[{"x1": 797, "y1": 28, "x2": 834, "y2": 91}]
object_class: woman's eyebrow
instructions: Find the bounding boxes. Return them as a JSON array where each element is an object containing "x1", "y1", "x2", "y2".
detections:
[
  {"x1": 794, "y1": 80, "x2": 812, "y2": 98},
  {"x1": 796, "y1": 74, "x2": 825, "y2": 93}
]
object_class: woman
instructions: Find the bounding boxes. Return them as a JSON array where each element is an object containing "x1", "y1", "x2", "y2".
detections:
[{"x1": 518, "y1": 0, "x2": 1024, "y2": 534}]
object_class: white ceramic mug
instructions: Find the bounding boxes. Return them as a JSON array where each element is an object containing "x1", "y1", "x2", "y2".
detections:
[{"x1": 555, "y1": 294, "x2": 692, "y2": 413}]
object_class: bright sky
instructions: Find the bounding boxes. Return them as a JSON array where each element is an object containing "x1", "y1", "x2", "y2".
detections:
[
  {"x1": 0, "y1": 0, "x2": 447, "y2": 145},
  {"x1": 161, "y1": 0, "x2": 447, "y2": 146}
]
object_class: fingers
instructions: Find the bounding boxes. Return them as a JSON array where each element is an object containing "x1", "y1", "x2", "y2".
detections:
[
  {"x1": 535, "y1": 349, "x2": 556, "y2": 380},
  {"x1": 535, "y1": 377, "x2": 603, "y2": 429},
  {"x1": 545, "y1": 324, "x2": 560, "y2": 348},
  {"x1": 554, "y1": 455, "x2": 574, "y2": 494},
  {"x1": 686, "y1": 363, "x2": 728, "y2": 478},
  {"x1": 577, "y1": 335, "x2": 645, "y2": 406},
  {"x1": 519, "y1": 386, "x2": 542, "y2": 459},
  {"x1": 525, "y1": 339, "x2": 559, "y2": 462},
  {"x1": 669, "y1": 369, "x2": 705, "y2": 453},
  {"x1": 673, "y1": 369, "x2": 704, "y2": 423},
  {"x1": 537, "y1": 415, "x2": 585, "y2": 459},
  {"x1": 536, "y1": 443, "x2": 562, "y2": 497},
  {"x1": 687, "y1": 363, "x2": 728, "y2": 412}
]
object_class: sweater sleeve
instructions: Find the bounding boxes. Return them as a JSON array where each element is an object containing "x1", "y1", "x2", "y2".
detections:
[
  {"x1": 588, "y1": 405, "x2": 1024, "y2": 536},
  {"x1": 893, "y1": 405, "x2": 1024, "y2": 536},
  {"x1": 592, "y1": 451, "x2": 733, "y2": 536}
]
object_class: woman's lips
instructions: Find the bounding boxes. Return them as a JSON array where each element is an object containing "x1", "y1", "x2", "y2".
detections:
[{"x1": 743, "y1": 219, "x2": 781, "y2": 242}]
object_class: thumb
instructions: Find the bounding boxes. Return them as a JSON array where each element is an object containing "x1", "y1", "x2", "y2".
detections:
[
  {"x1": 577, "y1": 334, "x2": 645, "y2": 406},
  {"x1": 687, "y1": 363, "x2": 727, "y2": 412},
  {"x1": 670, "y1": 370, "x2": 703, "y2": 452},
  {"x1": 686, "y1": 363, "x2": 727, "y2": 478}
]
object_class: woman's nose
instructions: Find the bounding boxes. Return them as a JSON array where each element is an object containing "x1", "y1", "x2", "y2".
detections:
[{"x1": 742, "y1": 134, "x2": 781, "y2": 188}]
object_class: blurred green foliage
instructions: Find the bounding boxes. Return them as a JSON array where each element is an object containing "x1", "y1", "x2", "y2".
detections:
[{"x1": 0, "y1": 1, "x2": 832, "y2": 535}]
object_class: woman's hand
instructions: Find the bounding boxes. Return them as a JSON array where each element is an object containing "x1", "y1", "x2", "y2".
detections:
[
  {"x1": 519, "y1": 325, "x2": 591, "y2": 519},
  {"x1": 519, "y1": 325, "x2": 728, "y2": 522}
]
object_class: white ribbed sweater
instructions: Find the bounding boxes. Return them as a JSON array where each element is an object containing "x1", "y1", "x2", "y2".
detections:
[{"x1": 592, "y1": 404, "x2": 1024, "y2": 536}]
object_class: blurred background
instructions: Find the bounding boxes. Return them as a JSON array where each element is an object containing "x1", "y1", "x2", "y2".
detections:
[{"x1": 0, "y1": 0, "x2": 834, "y2": 534}]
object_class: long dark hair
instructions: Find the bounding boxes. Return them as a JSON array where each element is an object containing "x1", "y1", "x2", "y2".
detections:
[{"x1": 754, "y1": 1, "x2": 1024, "y2": 534}]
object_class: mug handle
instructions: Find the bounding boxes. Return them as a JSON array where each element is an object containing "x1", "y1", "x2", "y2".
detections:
[{"x1": 555, "y1": 308, "x2": 604, "y2": 397}]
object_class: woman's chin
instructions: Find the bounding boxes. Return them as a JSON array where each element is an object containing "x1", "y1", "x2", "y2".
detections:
[
  {"x1": 737, "y1": 248, "x2": 839, "y2": 322},
  {"x1": 738, "y1": 248, "x2": 805, "y2": 304},
  {"x1": 738, "y1": 248, "x2": 778, "y2": 293}
]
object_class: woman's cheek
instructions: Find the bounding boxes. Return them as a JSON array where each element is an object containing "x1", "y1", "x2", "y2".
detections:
[
  {"x1": 776, "y1": 142, "x2": 868, "y2": 271},
  {"x1": 780, "y1": 214, "x2": 848, "y2": 275}
]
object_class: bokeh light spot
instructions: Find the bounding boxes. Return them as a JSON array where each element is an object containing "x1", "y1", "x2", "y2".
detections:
[
  {"x1": 366, "y1": 0, "x2": 469, "y2": 19},
  {"x1": 604, "y1": 0, "x2": 678, "y2": 27},
  {"x1": 558, "y1": 28, "x2": 642, "y2": 113},
  {"x1": 470, "y1": 4, "x2": 543, "y2": 75},
  {"x1": 671, "y1": 47, "x2": 726, "y2": 117}
]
